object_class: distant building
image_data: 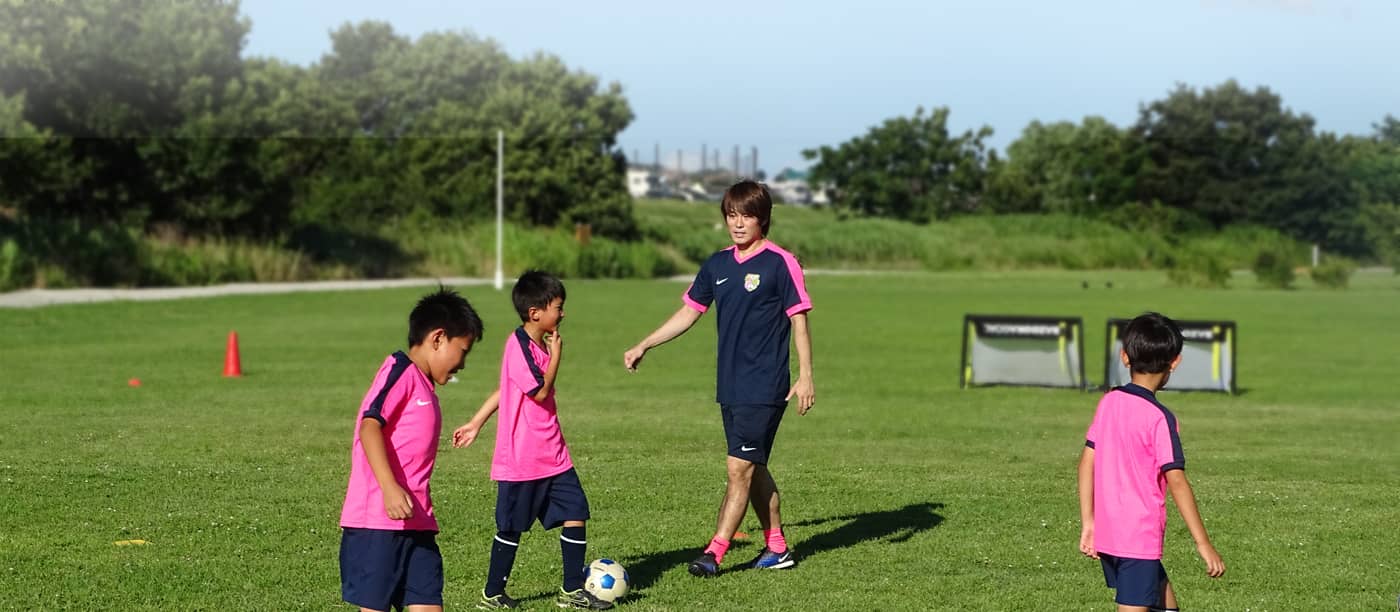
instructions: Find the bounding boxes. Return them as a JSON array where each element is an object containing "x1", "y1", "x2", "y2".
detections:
[
  {"x1": 769, "y1": 168, "x2": 830, "y2": 206},
  {"x1": 626, "y1": 167, "x2": 666, "y2": 198}
]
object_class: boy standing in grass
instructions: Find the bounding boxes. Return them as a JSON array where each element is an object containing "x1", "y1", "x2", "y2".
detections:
[
  {"x1": 623, "y1": 180, "x2": 815, "y2": 577},
  {"x1": 452, "y1": 271, "x2": 612, "y2": 610},
  {"x1": 340, "y1": 287, "x2": 484, "y2": 612},
  {"x1": 1078, "y1": 312, "x2": 1226, "y2": 612}
]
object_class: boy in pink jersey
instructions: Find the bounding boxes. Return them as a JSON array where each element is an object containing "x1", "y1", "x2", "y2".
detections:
[
  {"x1": 452, "y1": 271, "x2": 611, "y2": 610},
  {"x1": 340, "y1": 287, "x2": 483, "y2": 612},
  {"x1": 1078, "y1": 312, "x2": 1225, "y2": 612}
]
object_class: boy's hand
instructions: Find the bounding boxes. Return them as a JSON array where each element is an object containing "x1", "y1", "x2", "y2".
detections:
[
  {"x1": 1078, "y1": 524, "x2": 1098, "y2": 559},
  {"x1": 381, "y1": 484, "x2": 413, "y2": 520},
  {"x1": 547, "y1": 329, "x2": 563, "y2": 357},
  {"x1": 452, "y1": 422, "x2": 481, "y2": 448},
  {"x1": 1197, "y1": 542, "x2": 1225, "y2": 577},
  {"x1": 623, "y1": 345, "x2": 647, "y2": 371},
  {"x1": 786, "y1": 375, "x2": 815, "y2": 415}
]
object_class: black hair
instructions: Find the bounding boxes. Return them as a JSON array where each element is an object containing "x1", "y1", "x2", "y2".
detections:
[
  {"x1": 407, "y1": 286, "x2": 484, "y2": 347},
  {"x1": 512, "y1": 270, "x2": 566, "y2": 322},
  {"x1": 1122, "y1": 312, "x2": 1183, "y2": 374},
  {"x1": 719, "y1": 180, "x2": 773, "y2": 236}
]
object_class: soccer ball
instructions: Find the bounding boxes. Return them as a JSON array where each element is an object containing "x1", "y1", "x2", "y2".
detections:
[{"x1": 583, "y1": 558, "x2": 630, "y2": 602}]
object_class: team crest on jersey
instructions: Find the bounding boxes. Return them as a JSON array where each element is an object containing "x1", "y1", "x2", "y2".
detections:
[{"x1": 744, "y1": 273, "x2": 761, "y2": 292}]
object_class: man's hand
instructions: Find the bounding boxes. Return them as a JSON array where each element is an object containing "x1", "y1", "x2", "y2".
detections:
[
  {"x1": 623, "y1": 345, "x2": 647, "y2": 371},
  {"x1": 1197, "y1": 541, "x2": 1225, "y2": 577},
  {"x1": 381, "y1": 483, "x2": 414, "y2": 520},
  {"x1": 452, "y1": 422, "x2": 481, "y2": 448},
  {"x1": 786, "y1": 376, "x2": 815, "y2": 415}
]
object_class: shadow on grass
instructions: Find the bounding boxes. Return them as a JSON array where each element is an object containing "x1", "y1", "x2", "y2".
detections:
[
  {"x1": 622, "y1": 502, "x2": 944, "y2": 589},
  {"x1": 777, "y1": 501, "x2": 945, "y2": 561}
]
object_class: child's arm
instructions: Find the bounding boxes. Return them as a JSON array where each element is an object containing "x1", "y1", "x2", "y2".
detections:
[
  {"x1": 452, "y1": 390, "x2": 500, "y2": 448},
  {"x1": 786, "y1": 312, "x2": 815, "y2": 415},
  {"x1": 359, "y1": 418, "x2": 413, "y2": 519},
  {"x1": 1165, "y1": 469, "x2": 1226, "y2": 577},
  {"x1": 1077, "y1": 446, "x2": 1097, "y2": 558},
  {"x1": 624, "y1": 306, "x2": 703, "y2": 371},
  {"x1": 530, "y1": 329, "x2": 563, "y2": 402}
]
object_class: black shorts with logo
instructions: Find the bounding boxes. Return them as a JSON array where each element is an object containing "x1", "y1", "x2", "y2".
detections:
[
  {"x1": 495, "y1": 467, "x2": 591, "y2": 532},
  {"x1": 721, "y1": 403, "x2": 786, "y2": 465}
]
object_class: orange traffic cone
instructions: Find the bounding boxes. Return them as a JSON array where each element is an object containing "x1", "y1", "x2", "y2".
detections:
[{"x1": 223, "y1": 331, "x2": 242, "y2": 377}]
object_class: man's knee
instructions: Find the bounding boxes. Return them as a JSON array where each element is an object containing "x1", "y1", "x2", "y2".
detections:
[{"x1": 726, "y1": 457, "x2": 756, "y2": 483}]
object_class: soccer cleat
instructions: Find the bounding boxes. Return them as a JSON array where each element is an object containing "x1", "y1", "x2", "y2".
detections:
[
  {"x1": 687, "y1": 551, "x2": 720, "y2": 577},
  {"x1": 748, "y1": 546, "x2": 797, "y2": 570},
  {"x1": 478, "y1": 590, "x2": 520, "y2": 609},
  {"x1": 555, "y1": 587, "x2": 614, "y2": 610}
]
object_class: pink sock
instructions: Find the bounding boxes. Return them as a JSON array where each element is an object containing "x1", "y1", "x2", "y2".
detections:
[
  {"x1": 764, "y1": 529, "x2": 787, "y2": 554},
  {"x1": 704, "y1": 537, "x2": 731, "y2": 564}
]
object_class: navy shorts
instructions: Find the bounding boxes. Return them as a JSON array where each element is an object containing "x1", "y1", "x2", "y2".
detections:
[
  {"x1": 340, "y1": 528, "x2": 443, "y2": 610},
  {"x1": 721, "y1": 403, "x2": 786, "y2": 465},
  {"x1": 1100, "y1": 553, "x2": 1169, "y2": 607},
  {"x1": 496, "y1": 467, "x2": 591, "y2": 532}
]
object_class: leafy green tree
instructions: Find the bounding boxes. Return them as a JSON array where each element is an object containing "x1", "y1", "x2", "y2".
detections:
[
  {"x1": 308, "y1": 25, "x2": 636, "y2": 236},
  {"x1": 990, "y1": 117, "x2": 1140, "y2": 215},
  {"x1": 802, "y1": 106, "x2": 992, "y2": 222},
  {"x1": 1375, "y1": 114, "x2": 1400, "y2": 146},
  {"x1": 1133, "y1": 80, "x2": 1363, "y2": 253},
  {"x1": 0, "y1": 0, "x2": 253, "y2": 232}
]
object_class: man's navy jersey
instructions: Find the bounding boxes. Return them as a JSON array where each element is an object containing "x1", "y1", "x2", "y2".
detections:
[{"x1": 683, "y1": 241, "x2": 813, "y2": 405}]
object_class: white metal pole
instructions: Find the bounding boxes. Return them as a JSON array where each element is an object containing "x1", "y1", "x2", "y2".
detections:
[{"x1": 494, "y1": 129, "x2": 504, "y2": 291}]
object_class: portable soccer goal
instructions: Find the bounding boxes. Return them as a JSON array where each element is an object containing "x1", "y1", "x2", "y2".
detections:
[
  {"x1": 1104, "y1": 319, "x2": 1237, "y2": 393},
  {"x1": 960, "y1": 315, "x2": 1086, "y2": 389}
]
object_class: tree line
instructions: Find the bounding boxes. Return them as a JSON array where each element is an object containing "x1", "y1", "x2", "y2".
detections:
[
  {"x1": 3, "y1": 1, "x2": 1397, "y2": 290},
  {"x1": 1, "y1": 0, "x2": 634, "y2": 285},
  {"x1": 805, "y1": 82, "x2": 1400, "y2": 262}
]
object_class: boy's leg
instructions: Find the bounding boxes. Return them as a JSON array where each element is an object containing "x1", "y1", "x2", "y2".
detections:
[
  {"x1": 400, "y1": 531, "x2": 444, "y2": 612},
  {"x1": 340, "y1": 527, "x2": 410, "y2": 612},
  {"x1": 1150, "y1": 575, "x2": 1178, "y2": 612},
  {"x1": 1103, "y1": 554, "x2": 1168, "y2": 612},
  {"x1": 486, "y1": 481, "x2": 537, "y2": 598},
  {"x1": 484, "y1": 531, "x2": 521, "y2": 597},
  {"x1": 540, "y1": 469, "x2": 592, "y2": 592}
]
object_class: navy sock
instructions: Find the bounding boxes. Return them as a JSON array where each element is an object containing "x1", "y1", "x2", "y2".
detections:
[
  {"x1": 485, "y1": 531, "x2": 520, "y2": 597},
  {"x1": 560, "y1": 526, "x2": 587, "y2": 591}
]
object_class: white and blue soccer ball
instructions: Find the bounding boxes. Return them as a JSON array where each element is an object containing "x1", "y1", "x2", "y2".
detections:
[{"x1": 583, "y1": 558, "x2": 630, "y2": 603}]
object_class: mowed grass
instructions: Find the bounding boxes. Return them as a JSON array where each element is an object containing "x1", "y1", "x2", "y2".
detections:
[{"x1": 2, "y1": 270, "x2": 1398, "y2": 610}]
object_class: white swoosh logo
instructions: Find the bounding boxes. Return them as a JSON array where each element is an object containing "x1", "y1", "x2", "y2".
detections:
[
  {"x1": 416, "y1": 399, "x2": 432, "y2": 406},
  {"x1": 740, "y1": 445, "x2": 756, "y2": 452},
  {"x1": 716, "y1": 278, "x2": 729, "y2": 285}
]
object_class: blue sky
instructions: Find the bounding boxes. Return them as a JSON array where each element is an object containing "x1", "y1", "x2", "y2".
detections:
[{"x1": 240, "y1": 0, "x2": 1398, "y2": 172}]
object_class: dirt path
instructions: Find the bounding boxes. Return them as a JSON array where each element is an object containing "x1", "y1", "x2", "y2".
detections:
[{"x1": 0, "y1": 277, "x2": 494, "y2": 308}]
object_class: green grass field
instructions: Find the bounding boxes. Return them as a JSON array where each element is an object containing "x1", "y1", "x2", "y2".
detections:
[{"x1": 2, "y1": 270, "x2": 1398, "y2": 610}]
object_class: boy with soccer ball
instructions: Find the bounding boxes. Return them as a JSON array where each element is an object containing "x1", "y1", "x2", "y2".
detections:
[{"x1": 453, "y1": 271, "x2": 612, "y2": 610}]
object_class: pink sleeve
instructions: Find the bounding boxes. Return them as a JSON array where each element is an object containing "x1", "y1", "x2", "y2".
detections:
[
  {"x1": 1084, "y1": 410, "x2": 1099, "y2": 448},
  {"x1": 362, "y1": 367, "x2": 412, "y2": 425},
  {"x1": 778, "y1": 251, "x2": 812, "y2": 317},
  {"x1": 505, "y1": 334, "x2": 546, "y2": 397}
]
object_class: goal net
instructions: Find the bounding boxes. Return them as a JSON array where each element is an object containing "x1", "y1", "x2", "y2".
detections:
[
  {"x1": 1104, "y1": 319, "x2": 1236, "y2": 393},
  {"x1": 960, "y1": 315, "x2": 1086, "y2": 389}
]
